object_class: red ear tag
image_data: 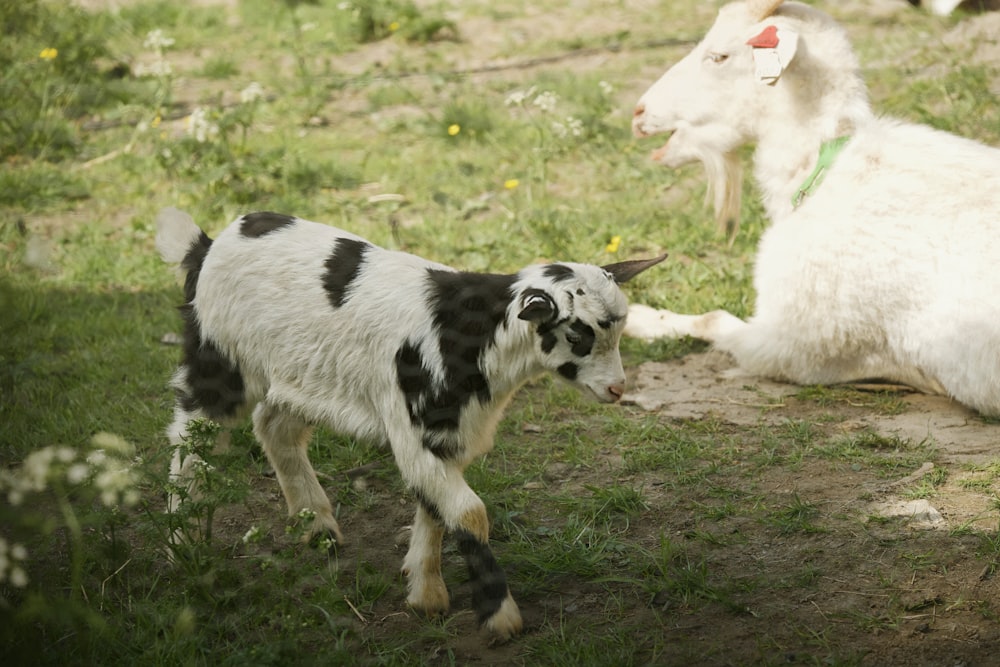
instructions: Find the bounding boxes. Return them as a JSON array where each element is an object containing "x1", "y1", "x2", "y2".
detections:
[{"x1": 747, "y1": 25, "x2": 779, "y2": 48}]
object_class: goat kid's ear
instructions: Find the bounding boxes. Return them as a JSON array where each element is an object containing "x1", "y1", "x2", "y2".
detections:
[
  {"x1": 746, "y1": 25, "x2": 798, "y2": 85},
  {"x1": 601, "y1": 253, "x2": 669, "y2": 285},
  {"x1": 518, "y1": 289, "x2": 557, "y2": 323}
]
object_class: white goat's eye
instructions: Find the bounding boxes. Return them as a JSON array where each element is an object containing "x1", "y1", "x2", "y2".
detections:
[
  {"x1": 706, "y1": 52, "x2": 729, "y2": 64},
  {"x1": 566, "y1": 332, "x2": 582, "y2": 345}
]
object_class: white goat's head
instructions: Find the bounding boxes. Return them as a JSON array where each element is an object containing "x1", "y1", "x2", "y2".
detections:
[{"x1": 633, "y1": 0, "x2": 861, "y2": 232}]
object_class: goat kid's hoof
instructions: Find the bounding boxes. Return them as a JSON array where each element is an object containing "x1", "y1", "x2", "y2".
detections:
[
  {"x1": 405, "y1": 578, "x2": 451, "y2": 618},
  {"x1": 483, "y1": 595, "x2": 523, "y2": 640}
]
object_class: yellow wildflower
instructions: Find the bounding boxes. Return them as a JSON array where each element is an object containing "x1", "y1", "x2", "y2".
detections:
[
  {"x1": 447, "y1": 124, "x2": 460, "y2": 136},
  {"x1": 389, "y1": 21, "x2": 400, "y2": 32},
  {"x1": 151, "y1": 115, "x2": 162, "y2": 128},
  {"x1": 605, "y1": 235, "x2": 621, "y2": 253},
  {"x1": 39, "y1": 47, "x2": 58, "y2": 60},
  {"x1": 504, "y1": 179, "x2": 519, "y2": 190}
]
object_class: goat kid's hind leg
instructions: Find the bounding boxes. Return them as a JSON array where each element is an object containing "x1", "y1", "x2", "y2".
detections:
[
  {"x1": 401, "y1": 503, "x2": 449, "y2": 617},
  {"x1": 252, "y1": 401, "x2": 343, "y2": 545},
  {"x1": 407, "y1": 467, "x2": 522, "y2": 639},
  {"x1": 165, "y1": 405, "x2": 233, "y2": 544},
  {"x1": 625, "y1": 304, "x2": 746, "y2": 343}
]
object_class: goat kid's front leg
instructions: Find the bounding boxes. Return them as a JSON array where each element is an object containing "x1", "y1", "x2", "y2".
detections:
[
  {"x1": 404, "y1": 466, "x2": 522, "y2": 639},
  {"x1": 252, "y1": 401, "x2": 344, "y2": 545},
  {"x1": 625, "y1": 304, "x2": 746, "y2": 343},
  {"x1": 401, "y1": 503, "x2": 449, "y2": 616}
]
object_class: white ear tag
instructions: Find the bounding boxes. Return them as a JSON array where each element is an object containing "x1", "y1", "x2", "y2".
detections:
[{"x1": 747, "y1": 26, "x2": 799, "y2": 86}]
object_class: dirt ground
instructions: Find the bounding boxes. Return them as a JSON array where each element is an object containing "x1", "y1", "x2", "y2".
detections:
[{"x1": 210, "y1": 349, "x2": 1000, "y2": 666}]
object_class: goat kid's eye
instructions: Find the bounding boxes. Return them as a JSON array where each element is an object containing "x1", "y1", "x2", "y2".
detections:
[
  {"x1": 566, "y1": 332, "x2": 582, "y2": 345},
  {"x1": 706, "y1": 52, "x2": 729, "y2": 64}
]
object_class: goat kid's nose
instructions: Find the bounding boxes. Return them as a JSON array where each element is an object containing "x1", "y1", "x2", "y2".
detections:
[
  {"x1": 633, "y1": 103, "x2": 645, "y2": 118},
  {"x1": 607, "y1": 383, "x2": 626, "y2": 402}
]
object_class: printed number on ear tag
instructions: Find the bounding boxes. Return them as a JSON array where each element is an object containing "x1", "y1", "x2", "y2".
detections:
[{"x1": 752, "y1": 48, "x2": 783, "y2": 84}]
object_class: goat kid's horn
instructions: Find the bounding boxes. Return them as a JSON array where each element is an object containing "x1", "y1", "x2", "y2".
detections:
[
  {"x1": 746, "y1": 0, "x2": 783, "y2": 21},
  {"x1": 602, "y1": 253, "x2": 668, "y2": 285}
]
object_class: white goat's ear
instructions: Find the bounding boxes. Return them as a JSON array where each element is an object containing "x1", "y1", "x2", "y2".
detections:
[
  {"x1": 518, "y1": 290, "x2": 557, "y2": 323},
  {"x1": 746, "y1": 25, "x2": 798, "y2": 85}
]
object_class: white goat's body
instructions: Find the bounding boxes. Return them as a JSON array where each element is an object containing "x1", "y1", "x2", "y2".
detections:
[
  {"x1": 157, "y1": 208, "x2": 664, "y2": 638},
  {"x1": 628, "y1": 0, "x2": 1000, "y2": 415}
]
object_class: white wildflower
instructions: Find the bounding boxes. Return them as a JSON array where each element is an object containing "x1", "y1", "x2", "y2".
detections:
[
  {"x1": 92, "y1": 432, "x2": 134, "y2": 456},
  {"x1": 242, "y1": 525, "x2": 262, "y2": 544},
  {"x1": 86, "y1": 449, "x2": 107, "y2": 467},
  {"x1": 66, "y1": 462, "x2": 91, "y2": 485},
  {"x1": 0, "y1": 538, "x2": 28, "y2": 587},
  {"x1": 192, "y1": 459, "x2": 215, "y2": 473},
  {"x1": 599, "y1": 80, "x2": 614, "y2": 96},
  {"x1": 9, "y1": 566, "x2": 28, "y2": 588},
  {"x1": 94, "y1": 461, "x2": 138, "y2": 507},
  {"x1": 532, "y1": 90, "x2": 559, "y2": 113},
  {"x1": 566, "y1": 115, "x2": 584, "y2": 137},
  {"x1": 143, "y1": 29, "x2": 175, "y2": 51},
  {"x1": 300, "y1": 22, "x2": 317, "y2": 32},
  {"x1": 551, "y1": 121, "x2": 567, "y2": 139},
  {"x1": 504, "y1": 86, "x2": 536, "y2": 107},
  {"x1": 187, "y1": 107, "x2": 219, "y2": 143},
  {"x1": 22, "y1": 448, "x2": 55, "y2": 492},
  {"x1": 239, "y1": 81, "x2": 265, "y2": 104},
  {"x1": 134, "y1": 59, "x2": 173, "y2": 78},
  {"x1": 53, "y1": 446, "x2": 76, "y2": 463}
]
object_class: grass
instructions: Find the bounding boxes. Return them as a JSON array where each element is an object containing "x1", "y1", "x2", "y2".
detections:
[{"x1": 2, "y1": 0, "x2": 999, "y2": 665}]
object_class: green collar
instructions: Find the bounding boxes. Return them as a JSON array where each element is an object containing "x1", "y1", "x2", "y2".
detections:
[{"x1": 792, "y1": 136, "x2": 851, "y2": 208}]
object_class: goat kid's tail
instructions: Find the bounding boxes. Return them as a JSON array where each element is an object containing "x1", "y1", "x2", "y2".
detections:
[{"x1": 155, "y1": 207, "x2": 210, "y2": 266}]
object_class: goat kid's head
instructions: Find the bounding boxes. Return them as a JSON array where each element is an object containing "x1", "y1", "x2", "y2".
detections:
[
  {"x1": 632, "y1": 0, "x2": 852, "y2": 230},
  {"x1": 516, "y1": 255, "x2": 667, "y2": 403}
]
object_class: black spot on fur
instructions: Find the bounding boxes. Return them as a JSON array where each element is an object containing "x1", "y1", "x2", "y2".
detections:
[
  {"x1": 543, "y1": 263, "x2": 575, "y2": 283},
  {"x1": 455, "y1": 529, "x2": 509, "y2": 624},
  {"x1": 568, "y1": 320, "x2": 596, "y2": 357},
  {"x1": 540, "y1": 331, "x2": 558, "y2": 354},
  {"x1": 394, "y1": 271, "x2": 516, "y2": 459},
  {"x1": 557, "y1": 362, "x2": 578, "y2": 381},
  {"x1": 240, "y1": 211, "x2": 296, "y2": 238},
  {"x1": 172, "y1": 230, "x2": 247, "y2": 419},
  {"x1": 412, "y1": 490, "x2": 444, "y2": 525},
  {"x1": 323, "y1": 238, "x2": 370, "y2": 308},
  {"x1": 180, "y1": 230, "x2": 213, "y2": 306}
]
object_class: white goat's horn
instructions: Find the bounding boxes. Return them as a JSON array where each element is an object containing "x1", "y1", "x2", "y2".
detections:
[{"x1": 746, "y1": 0, "x2": 783, "y2": 20}]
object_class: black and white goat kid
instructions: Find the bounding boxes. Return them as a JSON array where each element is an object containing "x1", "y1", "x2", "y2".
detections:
[{"x1": 156, "y1": 208, "x2": 664, "y2": 638}]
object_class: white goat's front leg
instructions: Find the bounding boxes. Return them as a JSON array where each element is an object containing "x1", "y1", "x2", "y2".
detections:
[
  {"x1": 401, "y1": 503, "x2": 449, "y2": 616},
  {"x1": 625, "y1": 304, "x2": 746, "y2": 342},
  {"x1": 399, "y1": 452, "x2": 522, "y2": 639},
  {"x1": 252, "y1": 401, "x2": 343, "y2": 545}
]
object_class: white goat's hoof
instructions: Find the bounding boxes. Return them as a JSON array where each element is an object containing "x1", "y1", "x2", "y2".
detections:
[{"x1": 624, "y1": 304, "x2": 674, "y2": 340}]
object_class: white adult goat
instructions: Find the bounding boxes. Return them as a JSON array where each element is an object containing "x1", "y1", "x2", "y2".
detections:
[
  {"x1": 157, "y1": 207, "x2": 664, "y2": 638},
  {"x1": 626, "y1": 0, "x2": 1000, "y2": 416}
]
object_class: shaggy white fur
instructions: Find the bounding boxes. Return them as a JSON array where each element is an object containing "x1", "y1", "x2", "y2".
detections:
[
  {"x1": 628, "y1": 0, "x2": 1000, "y2": 416},
  {"x1": 156, "y1": 207, "x2": 664, "y2": 637}
]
